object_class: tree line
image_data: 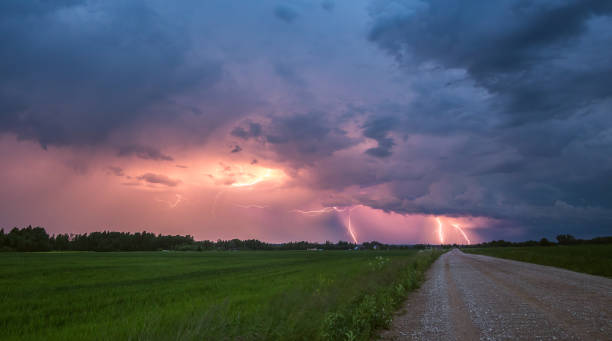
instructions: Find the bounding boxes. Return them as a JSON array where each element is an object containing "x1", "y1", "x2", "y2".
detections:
[
  {"x1": 0, "y1": 226, "x2": 423, "y2": 252},
  {"x1": 7, "y1": 226, "x2": 606, "y2": 252},
  {"x1": 0, "y1": 226, "x2": 194, "y2": 252},
  {"x1": 464, "y1": 234, "x2": 612, "y2": 248},
  {"x1": 181, "y1": 239, "x2": 420, "y2": 251}
]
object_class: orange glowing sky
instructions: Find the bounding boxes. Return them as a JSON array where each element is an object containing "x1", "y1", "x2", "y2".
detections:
[{"x1": 0, "y1": 134, "x2": 495, "y2": 244}]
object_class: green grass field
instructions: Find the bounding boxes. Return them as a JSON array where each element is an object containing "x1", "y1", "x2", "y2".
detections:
[
  {"x1": 0, "y1": 249, "x2": 442, "y2": 340},
  {"x1": 463, "y1": 244, "x2": 612, "y2": 278}
]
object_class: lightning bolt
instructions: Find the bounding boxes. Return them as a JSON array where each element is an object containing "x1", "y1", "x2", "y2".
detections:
[
  {"x1": 234, "y1": 204, "x2": 267, "y2": 209},
  {"x1": 290, "y1": 206, "x2": 346, "y2": 215},
  {"x1": 156, "y1": 194, "x2": 183, "y2": 208},
  {"x1": 230, "y1": 169, "x2": 272, "y2": 187},
  {"x1": 435, "y1": 217, "x2": 470, "y2": 245},
  {"x1": 436, "y1": 217, "x2": 444, "y2": 244},
  {"x1": 292, "y1": 205, "x2": 358, "y2": 244},
  {"x1": 346, "y1": 206, "x2": 358, "y2": 244},
  {"x1": 451, "y1": 223, "x2": 471, "y2": 245}
]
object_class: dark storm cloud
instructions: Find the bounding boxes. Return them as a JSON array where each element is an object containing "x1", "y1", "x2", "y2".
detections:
[
  {"x1": 231, "y1": 112, "x2": 355, "y2": 166},
  {"x1": 231, "y1": 145, "x2": 242, "y2": 153},
  {"x1": 264, "y1": 112, "x2": 354, "y2": 164},
  {"x1": 137, "y1": 173, "x2": 181, "y2": 187},
  {"x1": 0, "y1": 0, "x2": 222, "y2": 148},
  {"x1": 369, "y1": 0, "x2": 612, "y2": 123},
  {"x1": 231, "y1": 123, "x2": 263, "y2": 140},
  {"x1": 117, "y1": 146, "x2": 173, "y2": 161},
  {"x1": 106, "y1": 166, "x2": 125, "y2": 177},
  {"x1": 274, "y1": 5, "x2": 299, "y2": 23},
  {"x1": 353, "y1": 0, "x2": 612, "y2": 237},
  {"x1": 265, "y1": 113, "x2": 333, "y2": 145},
  {"x1": 362, "y1": 116, "x2": 398, "y2": 158},
  {"x1": 321, "y1": 1, "x2": 335, "y2": 12},
  {"x1": 0, "y1": 0, "x2": 85, "y2": 16}
]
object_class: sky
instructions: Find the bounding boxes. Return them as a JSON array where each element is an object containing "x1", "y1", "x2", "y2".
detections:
[{"x1": 1, "y1": 0, "x2": 611, "y2": 244}]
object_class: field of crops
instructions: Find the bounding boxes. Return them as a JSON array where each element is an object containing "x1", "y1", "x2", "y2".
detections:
[
  {"x1": 0, "y1": 249, "x2": 442, "y2": 340},
  {"x1": 463, "y1": 244, "x2": 612, "y2": 278}
]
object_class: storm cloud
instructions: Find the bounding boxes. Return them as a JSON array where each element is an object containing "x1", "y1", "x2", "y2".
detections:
[
  {"x1": 137, "y1": 173, "x2": 181, "y2": 187},
  {"x1": 117, "y1": 146, "x2": 174, "y2": 161},
  {"x1": 1, "y1": 0, "x2": 611, "y2": 241},
  {"x1": 358, "y1": 0, "x2": 612, "y2": 236},
  {"x1": 0, "y1": 0, "x2": 222, "y2": 148}
]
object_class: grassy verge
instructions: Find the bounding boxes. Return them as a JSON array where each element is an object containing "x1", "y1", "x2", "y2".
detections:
[
  {"x1": 463, "y1": 244, "x2": 612, "y2": 278},
  {"x1": 0, "y1": 249, "x2": 442, "y2": 340},
  {"x1": 320, "y1": 249, "x2": 442, "y2": 340}
]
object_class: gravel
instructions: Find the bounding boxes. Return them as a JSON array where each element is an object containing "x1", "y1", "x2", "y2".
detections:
[{"x1": 379, "y1": 249, "x2": 612, "y2": 340}]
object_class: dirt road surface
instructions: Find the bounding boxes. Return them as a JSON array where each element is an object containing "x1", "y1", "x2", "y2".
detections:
[{"x1": 380, "y1": 249, "x2": 612, "y2": 340}]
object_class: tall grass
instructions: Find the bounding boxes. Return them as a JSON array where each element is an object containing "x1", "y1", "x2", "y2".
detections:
[
  {"x1": 320, "y1": 252, "x2": 440, "y2": 340},
  {"x1": 463, "y1": 244, "x2": 612, "y2": 278},
  {"x1": 0, "y1": 249, "x2": 442, "y2": 340}
]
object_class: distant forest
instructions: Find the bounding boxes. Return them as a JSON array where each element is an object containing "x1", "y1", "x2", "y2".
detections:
[
  {"x1": 0, "y1": 226, "x2": 405, "y2": 252},
  {"x1": 1, "y1": 226, "x2": 610, "y2": 252},
  {"x1": 464, "y1": 234, "x2": 612, "y2": 248}
]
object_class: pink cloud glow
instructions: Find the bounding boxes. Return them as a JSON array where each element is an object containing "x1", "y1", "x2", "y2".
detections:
[{"x1": 0, "y1": 133, "x2": 495, "y2": 243}]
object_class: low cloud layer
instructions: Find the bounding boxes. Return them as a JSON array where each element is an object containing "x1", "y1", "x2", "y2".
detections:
[{"x1": 137, "y1": 173, "x2": 181, "y2": 187}]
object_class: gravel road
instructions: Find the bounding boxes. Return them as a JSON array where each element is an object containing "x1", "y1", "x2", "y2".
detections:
[{"x1": 380, "y1": 249, "x2": 612, "y2": 340}]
